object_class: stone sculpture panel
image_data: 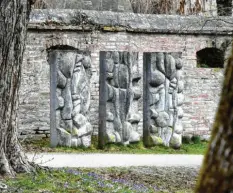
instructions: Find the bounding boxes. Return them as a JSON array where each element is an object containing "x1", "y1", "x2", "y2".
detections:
[
  {"x1": 99, "y1": 51, "x2": 141, "y2": 145},
  {"x1": 49, "y1": 50, "x2": 93, "y2": 147},
  {"x1": 143, "y1": 52, "x2": 184, "y2": 148}
]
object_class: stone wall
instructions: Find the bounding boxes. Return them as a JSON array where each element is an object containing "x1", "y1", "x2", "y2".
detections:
[{"x1": 18, "y1": 10, "x2": 233, "y2": 139}]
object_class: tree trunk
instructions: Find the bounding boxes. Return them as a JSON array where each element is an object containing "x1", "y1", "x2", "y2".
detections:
[
  {"x1": 195, "y1": 44, "x2": 233, "y2": 192},
  {"x1": 217, "y1": 0, "x2": 232, "y2": 16},
  {"x1": 0, "y1": 0, "x2": 34, "y2": 176}
]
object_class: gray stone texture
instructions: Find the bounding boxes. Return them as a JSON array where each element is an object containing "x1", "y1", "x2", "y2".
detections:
[
  {"x1": 101, "y1": 51, "x2": 141, "y2": 145},
  {"x1": 18, "y1": 10, "x2": 232, "y2": 142},
  {"x1": 49, "y1": 50, "x2": 93, "y2": 147},
  {"x1": 144, "y1": 52, "x2": 185, "y2": 148},
  {"x1": 29, "y1": 10, "x2": 233, "y2": 35},
  {"x1": 61, "y1": 78, "x2": 73, "y2": 120}
]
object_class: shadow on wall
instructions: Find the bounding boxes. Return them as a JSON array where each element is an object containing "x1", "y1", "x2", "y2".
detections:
[{"x1": 196, "y1": 47, "x2": 224, "y2": 68}]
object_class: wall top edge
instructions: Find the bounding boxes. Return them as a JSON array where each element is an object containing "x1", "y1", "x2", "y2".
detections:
[{"x1": 29, "y1": 9, "x2": 233, "y2": 35}]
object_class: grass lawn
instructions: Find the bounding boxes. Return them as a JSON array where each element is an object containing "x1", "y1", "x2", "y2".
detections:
[
  {"x1": 1, "y1": 167, "x2": 196, "y2": 193},
  {"x1": 22, "y1": 136, "x2": 208, "y2": 155},
  {"x1": 3, "y1": 169, "x2": 145, "y2": 193}
]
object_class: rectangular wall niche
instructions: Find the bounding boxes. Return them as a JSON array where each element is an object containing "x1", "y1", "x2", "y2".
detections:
[
  {"x1": 99, "y1": 51, "x2": 142, "y2": 146},
  {"x1": 143, "y1": 52, "x2": 184, "y2": 148},
  {"x1": 49, "y1": 50, "x2": 93, "y2": 148}
]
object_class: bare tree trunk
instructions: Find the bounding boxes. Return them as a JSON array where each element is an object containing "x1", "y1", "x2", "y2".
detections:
[
  {"x1": 0, "y1": 0, "x2": 34, "y2": 176},
  {"x1": 195, "y1": 44, "x2": 233, "y2": 192}
]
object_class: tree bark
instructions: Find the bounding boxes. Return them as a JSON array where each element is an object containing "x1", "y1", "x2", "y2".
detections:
[
  {"x1": 195, "y1": 44, "x2": 233, "y2": 192},
  {"x1": 0, "y1": 0, "x2": 34, "y2": 176},
  {"x1": 217, "y1": 0, "x2": 232, "y2": 16}
]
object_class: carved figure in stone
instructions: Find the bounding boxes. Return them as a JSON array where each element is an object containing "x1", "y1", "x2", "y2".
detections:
[
  {"x1": 52, "y1": 50, "x2": 93, "y2": 147},
  {"x1": 104, "y1": 51, "x2": 141, "y2": 145},
  {"x1": 145, "y1": 52, "x2": 184, "y2": 148}
]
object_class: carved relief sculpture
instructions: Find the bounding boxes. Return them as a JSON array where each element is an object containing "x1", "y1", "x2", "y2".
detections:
[
  {"x1": 143, "y1": 52, "x2": 184, "y2": 148},
  {"x1": 49, "y1": 50, "x2": 93, "y2": 147},
  {"x1": 99, "y1": 51, "x2": 141, "y2": 145}
]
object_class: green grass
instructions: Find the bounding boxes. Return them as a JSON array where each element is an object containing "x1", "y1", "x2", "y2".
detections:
[
  {"x1": 3, "y1": 169, "x2": 145, "y2": 193},
  {"x1": 22, "y1": 136, "x2": 208, "y2": 155},
  {"x1": 2, "y1": 168, "x2": 195, "y2": 193}
]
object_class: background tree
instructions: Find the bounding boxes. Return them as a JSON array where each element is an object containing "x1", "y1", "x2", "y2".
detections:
[
  {"x1": 130, "y1": 0, "x2": 174, "y2": 14},
  {"x1": 130, "y1": 0, "x2": 205, "y2": 14},
  {"x1": 217, "y1": 0, "x2": 232, "y2": 16},
  {"x1": 195, "y1": 44, "x2": 233, "y2": 192},
  {"x1": 0, "y1": 0, "x2": 35, "y2": 176},
  {"x1": 130, "y1": 0, "x2": 233, "y2": 16},
  {"x1": 32, "y1": 0, "x2": 233, "y2": 16}
]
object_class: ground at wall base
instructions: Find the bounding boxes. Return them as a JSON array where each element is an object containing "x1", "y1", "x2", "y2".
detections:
[{"x1": 21, "y1": 136, "x2": 208, "y2": 155}]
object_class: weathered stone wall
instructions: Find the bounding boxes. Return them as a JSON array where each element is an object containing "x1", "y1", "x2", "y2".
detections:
[{"x1": 18, "y1": 10, "x2": 233, "y2": 139}]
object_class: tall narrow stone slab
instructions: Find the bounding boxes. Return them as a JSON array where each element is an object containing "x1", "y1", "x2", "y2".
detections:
[
  {"x1": 99, "y1": 51, "x2": 141, "y2": 146},
  {"x1": 143, "y1": 52, "x2": 184, "y2": 148},
  {"x1": 49, "y1": 50, "x2": 93, "y2": 147}
]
